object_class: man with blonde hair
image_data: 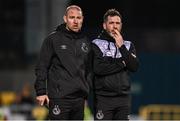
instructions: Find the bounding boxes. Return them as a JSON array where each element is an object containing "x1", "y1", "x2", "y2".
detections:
[{"x1": 34, "y1": 5, "x2": 92, "y2": 120}]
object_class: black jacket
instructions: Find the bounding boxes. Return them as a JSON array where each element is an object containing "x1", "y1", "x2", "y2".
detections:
[
  {"x1": 34, "y1": 24, "x2": 92, "y2": 99},
  {"x1": 92, "y1": 30, "x2": 139, "y2": 96}
]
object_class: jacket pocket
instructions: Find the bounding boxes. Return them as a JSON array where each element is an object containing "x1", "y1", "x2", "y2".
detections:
[
  {"x1": 102, "y1": 76, "x2": 119, "y2": 92},
  {"x1": 117, "y1": 72, "x2": 130, "y2": 94},
  {"x1": 102, "y1": 72, "x2": 130, "y2": 94}
]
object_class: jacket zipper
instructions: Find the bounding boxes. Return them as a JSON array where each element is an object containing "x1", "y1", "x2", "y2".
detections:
[
  {"x1": 114, "y1": 43, "x2": 117, "y2": 58},
  {"x1": 73, "y1": 38, "x2": 77, "y2": 56}
]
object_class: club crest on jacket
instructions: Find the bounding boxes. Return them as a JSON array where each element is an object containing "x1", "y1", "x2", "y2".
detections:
[
  {"x1": 81, "y1": 42, "x2": 88, "y2": 52},
  {"x1": 52, "y1": 105, "x2": 61, "y2": 115}
]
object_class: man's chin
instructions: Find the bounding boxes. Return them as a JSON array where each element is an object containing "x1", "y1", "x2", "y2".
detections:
[
  {"x1": 72, "y1": 28, "x2": 80, "y2": 32},
  {"x1": 109, "y1": 33, "x2": 115, "y2": 37},
  {"x1": 66, "y1": 26, "x2": 80, "y2": 32}
]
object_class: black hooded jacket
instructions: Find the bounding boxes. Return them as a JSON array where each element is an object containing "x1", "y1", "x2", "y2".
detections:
[
  {"x1": 92, "y1": 30, "x2": 139, "y2": 96},
  {"x1": 34, "y1": 24, "x2": 92, "y2": 99}
]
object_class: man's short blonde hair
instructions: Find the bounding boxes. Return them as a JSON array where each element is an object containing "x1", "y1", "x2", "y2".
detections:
[{"x1": 65, "y1": 5, "x2": 83, "y2": 16}]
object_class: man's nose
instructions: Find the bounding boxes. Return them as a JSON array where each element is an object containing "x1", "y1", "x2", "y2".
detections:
[
  {"x1": 113, "y1": 24, "x2": 117, "y2": 29},
  {"x1": 113, "y1": 26, "x2": 117, "y2": 30},
  {"x1": 74, "y1": 19, "x2": 78, "y2": 23}
]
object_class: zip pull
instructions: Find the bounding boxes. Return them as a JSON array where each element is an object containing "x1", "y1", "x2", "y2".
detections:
[{"x1": 114, "y1": 43, "x2": 118, "y2": 58}]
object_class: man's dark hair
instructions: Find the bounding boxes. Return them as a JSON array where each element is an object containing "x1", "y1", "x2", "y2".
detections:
[{"x1": 103, "y1": 9, "x2": 122, "y2": 22}]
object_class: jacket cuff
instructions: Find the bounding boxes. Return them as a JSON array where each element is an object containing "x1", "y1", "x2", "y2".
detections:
[
  {"x1": 119, "y1": 44, "x2": 127, "y2": 52},
  {"x1": 36, "y1": 89, "x2": 46, "y2": 96},
  {"x1": 118, "y1": 44, "x2": 130, "y2": 58}
]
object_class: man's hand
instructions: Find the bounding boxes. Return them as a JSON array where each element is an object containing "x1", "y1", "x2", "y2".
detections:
[
  {"x1": 36, "y1": 95, "x2": 49, "y2": 106},
  {"x1": 111, "y1": 29, "x2": 124, "y2": 48}
]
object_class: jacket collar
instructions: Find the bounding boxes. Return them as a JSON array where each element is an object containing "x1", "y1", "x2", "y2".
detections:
[
  {"x1": 98, "y1": 29, "x2": 115, "y2": 42},
  {"x1": 55, "y1": 23, "x2": 84, "y2": 39}
]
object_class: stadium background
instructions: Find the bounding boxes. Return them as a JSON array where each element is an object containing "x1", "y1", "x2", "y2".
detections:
[{"x1": 0, "y1": 0, "x2": 180, "y2": 120}]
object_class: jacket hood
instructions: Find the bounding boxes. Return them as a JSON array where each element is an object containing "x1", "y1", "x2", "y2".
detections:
[
  {"x1": 55, "y1": 23, "x2": 85, "y2": 39},
  {"x1": 98, "y1": 29, "x2": 115, "y2": 42}
]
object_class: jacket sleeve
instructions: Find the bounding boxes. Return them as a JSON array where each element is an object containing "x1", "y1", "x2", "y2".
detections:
[
  {"x1": 34, "y1": 36, "x2": 54, "y2": 96},
  {"x1": 118, "y1": 43, "x2": 139, "y2": 72},
  {"x1": 92, "y1": 44, "x2": 126, "y2": 76},
  {"x1": 85, "y1": 44, "x2": 94, "y2": 88}
]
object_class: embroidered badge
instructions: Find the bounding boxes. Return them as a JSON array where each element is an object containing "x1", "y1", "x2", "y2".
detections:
[
  {"x1": 81, "y1": 42, "x2": 88, "y2": 52},
  {"x1": 60, "y1": 45, "x2": 67, "y2": 49},
  {"x1": 96, "y1": 110, "x2": 104, "y2": 119},
  {"x1": 52, "y1": 105, "x2": 61, "y2": 115}
]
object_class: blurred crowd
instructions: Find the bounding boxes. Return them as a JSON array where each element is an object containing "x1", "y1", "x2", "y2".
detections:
[
  {"x1": 0, "y1": 82, "x2": 49, "y2": 120},
  {"x1": 0, "y1": 82, "x2": 93, "y2": 120}
]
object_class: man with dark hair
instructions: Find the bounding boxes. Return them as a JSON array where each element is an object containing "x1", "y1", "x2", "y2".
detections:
[
  {"x1": 34, "y1": 5, "x2": 92, "y2": 120},
  {"x1": 92, "y1": 9, "x2": 139, "y2": 120}
]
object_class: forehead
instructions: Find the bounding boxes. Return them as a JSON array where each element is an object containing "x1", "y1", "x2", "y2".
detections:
[
  {"x1": 107, "y1": 16, "x2": 121, "y2": 22},
  {"x1": 66, "y1": 8, "x2": 82, "y2": 16}
]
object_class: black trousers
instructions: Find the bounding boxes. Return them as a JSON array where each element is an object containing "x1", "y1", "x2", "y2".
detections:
[
  {"x1": 94, "y1": 95, "x2": 131, "y2": 120},
  {"x1": 48, "y1": 97, "x2": 85, "y2": 120}
]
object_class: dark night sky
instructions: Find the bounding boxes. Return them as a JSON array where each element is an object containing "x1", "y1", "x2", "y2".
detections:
[{"x1": 70, "y1": 0, "x2": 180, "y2": 29}]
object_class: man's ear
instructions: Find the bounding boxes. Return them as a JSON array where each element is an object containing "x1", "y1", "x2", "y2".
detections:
[
  {"x1": 63, "y1": 15, "x2": 67, "y2": 23},
  {"x1": 120, "y1": 23, "x2": 123, "y2": 33},
  {"x1": 103, "y1": 23, "x2": 106, "y2": 30}
]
